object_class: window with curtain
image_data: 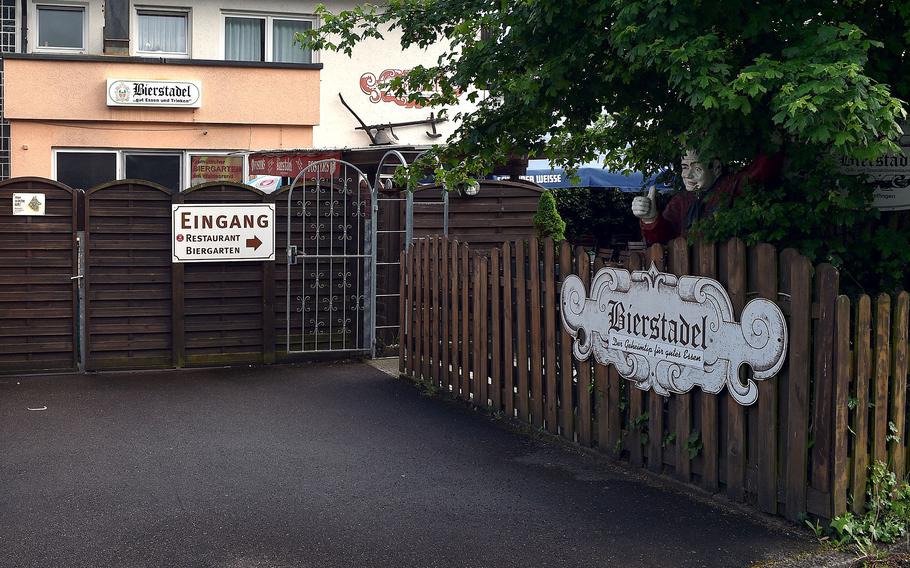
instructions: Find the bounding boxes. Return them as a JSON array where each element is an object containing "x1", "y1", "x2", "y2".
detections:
[
  {"x1": 37, "y1": 5, "x2": 84, "y2": 49},
  {"x1": 137, "y1": 11, "x2": 188, "y2": 54},
  {"x1": 273, "y1": 19, "x2": 312, "y2": 63},
  {"x1": 225, "y1": 17, "x2": 264, "y2": 61}
]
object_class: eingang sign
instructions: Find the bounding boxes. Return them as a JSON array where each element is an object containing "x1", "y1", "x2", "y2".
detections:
[
  {"x1": 172, "y1": 204, "x2": 275, "y2": 263},
  {"x1": 107, "y1": 79, "x2": 202, "y2": 108},
  {"x1": 561, "y1": 263, "x2": 788, "y2": 406}
]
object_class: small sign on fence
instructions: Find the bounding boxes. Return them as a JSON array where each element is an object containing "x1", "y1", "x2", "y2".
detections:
[
  {"x1": 171, "y1": 204, "x2": 275, "y2": 263},
  {"x1": 561, "y1": 263, "x2": 788, "y2": 405},
  {"x1": 12, "y1": 193, "x2": 45, "y2": 216}
]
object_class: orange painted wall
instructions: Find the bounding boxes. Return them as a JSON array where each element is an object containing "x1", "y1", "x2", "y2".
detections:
[
  {"x1": 4, "y1": 58, "x2": 320, "y2": 125},
  {"x1": 10, "y1": 121, "x2": 313, "y2": 178}
]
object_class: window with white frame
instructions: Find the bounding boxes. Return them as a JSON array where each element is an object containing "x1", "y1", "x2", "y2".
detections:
[
  {"x1": 36, "y1": 4, "x2": 85, "y2": 51},
  {"x1": 136, "y1": 9, "x2": 188, "y2": 56},
  {"x1": 224, "y1": 13, "x2": 313, "y2": 64}
]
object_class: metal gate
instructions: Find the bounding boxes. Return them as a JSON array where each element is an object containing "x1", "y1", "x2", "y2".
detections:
[{"x1": 285, "y1": 160, "x2": 376, "y2": 356}]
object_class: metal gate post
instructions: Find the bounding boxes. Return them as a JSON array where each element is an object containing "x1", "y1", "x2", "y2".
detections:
[{"x1": 75, "y1": 231, "x2": 86, "y2": 372}]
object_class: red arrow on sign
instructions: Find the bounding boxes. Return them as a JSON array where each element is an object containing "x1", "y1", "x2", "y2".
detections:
[{"x1": 246, "y1": 236, "x2": 262, "y2": 251}]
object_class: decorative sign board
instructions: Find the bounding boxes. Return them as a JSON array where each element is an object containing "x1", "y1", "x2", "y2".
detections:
[
  {"x1": 12, "y1": 193, "x2": 45, "y2": 216},
  {"x1": 247, "y1": 151, "x2": 343, "y2": 179},
  {"x1": 561, "y1": 263, "x2": 788, "y2": 406},
  {"x1": 190, "y1": 155, "x2": 244, "y2": 185},
  {"x1": 840, "y1": 131, "x2": 910, "y2": 211},
  {"x1": 171, "y1": 204, "x2": 275, "y2": 263},
  {"x1": 107, "y1": 79, "x2": 202, "y2": 108}
]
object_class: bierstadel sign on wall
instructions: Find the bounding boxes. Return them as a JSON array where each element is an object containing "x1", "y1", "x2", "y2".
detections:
[
  {"x1": 107, "y1": 79, "x2": 202, "y2": 108},
  {"x1": 561, "y1": 263, "x2": 788, "y2": 406}
]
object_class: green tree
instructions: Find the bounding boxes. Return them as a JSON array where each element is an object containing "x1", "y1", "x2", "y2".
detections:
[
  {"x1": 299, "y1": 1, "x2": 910, "y2": 291},
  {"x1": 532, "y1": 190, "x2": 566, "y2": 242}
]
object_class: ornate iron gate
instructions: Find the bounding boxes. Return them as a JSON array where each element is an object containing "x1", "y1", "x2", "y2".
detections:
[{"x1": 285, "y1": 160, "x2": 376, "y2": 355}]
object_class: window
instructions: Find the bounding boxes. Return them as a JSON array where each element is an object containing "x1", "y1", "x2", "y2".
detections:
[
  {"x1": 224, "y1": 14, "x2": 313, "y2": 64},
  {"x1": 36, "y1": 5, "x2": 84, "y2": 50},
  {"x1": 137, "y1": 9, "x2": 188, "y2": 55},
  {"x1": 55, "y1": 151, "x2": 117, "y2": 190},
  {"x1": 124, "y1": 152, "x2": 182, "y2": 191}
]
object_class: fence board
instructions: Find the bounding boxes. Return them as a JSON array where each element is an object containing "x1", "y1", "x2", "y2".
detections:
[
  {"x1": 669, "y1": 238, "x2": 691, "y2": 481},
  {"x1": 503, "y1": 242, "x2": 515, "y2": 417},
  {"x1": 627, "y1": 251, "x2": 644, "y2": 465},
  {"x1": 414, "y1": 241, "x2": 424, "y2": 379},
  {"x1": 724, "y1": 238, "x2": 747, "y2": 501},
  {"x1": 530, "y1": 238, "x2": 544, "y2": 427},
  {"x1": 450, "y1": 240, "x2": 460, "y2": 392},
  {"x1": 422, "y1": 238, "x2": 431, "y2": 381},
  {"x1": 491, "y1": 249, "x2": 502, "y2": 410},
  {"x1": 811, "y1": 264, "x2": 839, "y2": 500},
  {"x1": 872, "y1": 294, "x2": 892, "y2": 464},
  {"x1": 515, "y1": 241, "x2": 529, "y2": 422},
  {"x1": 473, "y1": 255, "x2": 483, "y2": 403},
  {"x1": 592, "y1": 255, "x2": 608, "y2": 450},
  {"x1": 441, "y1": 237, "x2": 451, "y2": 392},
  {"x1": 785, "y1": 254, "x2": 812, "y2": 521},
  {"x1": 697, "y1": 242, "x2": 719, "y2": 491},
  {"x1": 399, "y1": 248, "x2": 407, "y2": 374},
  {"x1": 559, "y1": 241, "x2": 574, "y2": 440},
  {"x1": 852, "y1": 295, "x2": 872, "y2": 514},
  {"x1": 544, "y1": 239, "x2": 559, "y2": 433},
  {"x1": 647, "y1": 244, "x2": 666, "y2": 473},
  {"x1": 755, "y1": 244, "x2": 779, "y2": 514},
  {"x1": 576, "y1": 246, "x2": 592, "y2": 447},
  {"x1": 431, "y1": 237, "x2": 440, "y2": 386},
  {"x1": 407, "y1": 244, "x2": 417, "y2": 378},
  {"x1": 479, "y1": 256, "x2": 490, "y2": 407},
  {"x1": 832, "y1": 296, "x2": 852, "y2": 517},
  {"x1": 461, "y1": 242, "x2": 470, "y2": 401},
  {"x1": 892, "y1": 293, "x2": 909, "y2": 478}
]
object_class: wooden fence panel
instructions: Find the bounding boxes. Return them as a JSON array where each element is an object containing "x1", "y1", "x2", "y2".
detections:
[
  {"x1": 892, "y1": 293, "x2": 910, "y2": 478},
  {"x1": 450, "y1": 240, "x2": 460, "y2": 392},
  {"x1": 627, "y1": 252, "x2": 644, "y2": 465},
  {"x1": 399, "y1": 249, "x2": 407, "y2": 374},
  {"x1": 576, "y1": 246, "x2": 592, "y2": 447},
  {"x1": 441, "y1": 237, "x2": 451, "y2": 392},
  {"x1": 755, "y1": 244, "x2": 779, "y2": 514},
  {"x1": 84, "y1": 181, "x2": 172, "y2": 371},
  {"x1": 0, "y1": 178, "x2": 79, "y2": 373},
  {"x1": 515, "y1": 241, "x2": 529, "y2": 422},
  {"x1": 491, "y1": 249, "x2": 502, "y2": 410},
  {"x1": 431, "y1": 237, "x2": 440, "y2": 387},
  {"x1": 479, "y1": 256, "x2": 490, "y2": 407},
  {"x1": 668, "y1": 238, "x2": 692, "y2": 481},
  {"x1": 697, "y1": 241, "x2": 719, "y2": 491},
  {"x1": 810, "y1": 263, "x2": 839, "y2": 514},
  {"x1": 832, "y1": 296, "x2": 852, "y2": 517},
  {"x1": 472, "y1": 254, "x2": 482, "y2": 403},
  {"x1": 647, "y1": 244, "x2": 666, "y2": 473},
  {"x1": 461, "y1": 242, "x2": 470, "y2": 401},
  {"x1": 872, "y1": 294, "x2": 892, "y2": 464}
]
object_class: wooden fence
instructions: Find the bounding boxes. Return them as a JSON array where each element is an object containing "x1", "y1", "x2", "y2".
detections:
[{"x1": 399, "y1": 235, "x2": 910, "y2": 522}]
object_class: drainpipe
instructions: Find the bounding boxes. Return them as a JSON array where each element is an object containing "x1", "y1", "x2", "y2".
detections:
[{"x1": 103, "y1": 0, "x2": 129, "y2": 55}]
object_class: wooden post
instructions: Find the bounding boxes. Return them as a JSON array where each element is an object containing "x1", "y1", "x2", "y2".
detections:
[
  {"x1": 755, "y1": 243, "x2": 779, "y2": 514},
  {"x1": 559, "y1": 241, "x2": 574, "y2": 441},
  {"x1": 576, "y1": 246, "x2": 592, "y2": 447},
  {"x1": 832, "y1": 296, "x2": 852, "y2": 517},
  {"x1": 515, "y1": 241, "x2": 529, "y2": 422},
  {"x1": 502, "y1": 242, "x2": 515, "y2": 418},
  {"x1": 872, "y1": 294, "x2": 892, "y2": 464},
  {"x1": 491, "y1": 249, "x2": 502, "y2": 411},
  {"x1": 891, "y1": 292, "x2": 909, "y2": 478},
  {"x1": 529, "y1": 238, "x2": 544, "y2": 428},
  {"x1": 724, "y1": 238, "x2": 747, "y2": 501},
  {"x1": 647, "y1": 243, "x2": 665, "y2": 473},
  {"x1": 784, "y1": 254, "x2": 812, "y2": 521},
  {"x1": 810, "y1": 263, "x2": 839, "y2": 500},
  {"x1": 852, "y1": 295, "x2": 872, "y2": 514},
  {"x1": 669, "y1": 238, "x2": 691, "y2": 481},
  {"x1": 544, "y1": 239, "x2": 558, "y2": 434}
]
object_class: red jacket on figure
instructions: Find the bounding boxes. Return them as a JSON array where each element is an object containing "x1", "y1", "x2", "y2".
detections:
[{"x1": 640, "y1": 153, "x2": 784, "y2": 245}]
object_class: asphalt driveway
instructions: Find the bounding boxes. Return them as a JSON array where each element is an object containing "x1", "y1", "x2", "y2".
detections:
[{"x1": 0, "y1": 362, "x2": 817, "y2": 567}]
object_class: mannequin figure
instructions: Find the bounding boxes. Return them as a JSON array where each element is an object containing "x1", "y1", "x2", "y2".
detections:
[{"x1": 631, "y1": 150, "x2": 783, "y2": 245}]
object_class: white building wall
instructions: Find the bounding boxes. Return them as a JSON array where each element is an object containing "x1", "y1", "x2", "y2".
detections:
[{"x1": 25, "y1": 0, "x2": 475, "y2": 149}]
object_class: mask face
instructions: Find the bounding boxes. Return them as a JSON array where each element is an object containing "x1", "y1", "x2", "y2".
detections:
[{"x1": 681, "y1": 150, "x2": 720, "y2": 192}]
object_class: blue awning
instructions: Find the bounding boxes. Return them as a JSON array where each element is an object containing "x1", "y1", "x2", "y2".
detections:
[{"x1": 508, "y1": 167, "x2": 669, "y2": 192}]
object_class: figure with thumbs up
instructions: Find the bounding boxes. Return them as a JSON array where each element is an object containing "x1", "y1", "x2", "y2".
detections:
[{"x1": 632, "y1": 149, "x2": 784, "y2": 245}]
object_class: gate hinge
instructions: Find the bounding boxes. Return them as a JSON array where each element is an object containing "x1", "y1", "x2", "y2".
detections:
[{"x1": 287, "y1": 245, "x2": 298, "y2": 265}]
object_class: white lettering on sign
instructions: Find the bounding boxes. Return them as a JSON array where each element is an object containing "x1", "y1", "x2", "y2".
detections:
[
  {"x1": 561, "y1": 263, "x2": 788, "y2": 406},
  {"x1": 171, "y1": 204, "x2": 275, "y2": 263},
  {"x1": 107, "y1": 79, "x2": 202, "y2": 108},
  {"x1": 12, "y1": 193, "x2": 45, "y2": 216}
]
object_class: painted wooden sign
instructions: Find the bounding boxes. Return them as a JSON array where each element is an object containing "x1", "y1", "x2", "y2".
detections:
[{"x1": 561, "y1": 263, "x2": 787, "y2": 405}]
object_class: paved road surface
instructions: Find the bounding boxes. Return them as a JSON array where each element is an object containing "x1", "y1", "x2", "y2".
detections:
[{"x1": 0, "y1": 363, "x2": 816, "y2": 567}]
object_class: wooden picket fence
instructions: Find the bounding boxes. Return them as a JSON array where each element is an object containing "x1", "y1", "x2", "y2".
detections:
[{"x1": 399, "y1": 235, "x2": 910, "y2": 522}]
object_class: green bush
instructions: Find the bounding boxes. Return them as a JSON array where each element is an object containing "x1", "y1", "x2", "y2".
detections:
[{"x1": 532, "y1": 190, "x2": 567, "y2": 242}]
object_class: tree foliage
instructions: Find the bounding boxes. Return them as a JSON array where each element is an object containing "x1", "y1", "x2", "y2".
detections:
[{"x1": 300, "y1": 0, "x2": 910, "y2": 291}]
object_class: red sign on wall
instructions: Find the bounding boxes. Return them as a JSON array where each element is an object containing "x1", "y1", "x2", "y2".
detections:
[{"x1": 247, "y1": 151, "x2": 343, "y2": 179}]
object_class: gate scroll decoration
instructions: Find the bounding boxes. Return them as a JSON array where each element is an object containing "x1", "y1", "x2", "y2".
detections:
[{"x1": 561, "y1": 263, "x2": 788, "y2": 406}]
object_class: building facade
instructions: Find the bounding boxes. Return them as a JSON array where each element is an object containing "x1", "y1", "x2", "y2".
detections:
[{"x1": 0, "y1": 0, "x2": 471, "y2": 190}]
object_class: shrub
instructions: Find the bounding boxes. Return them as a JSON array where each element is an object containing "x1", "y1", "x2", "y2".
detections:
[{"x1": 532, "y1": 190, "x2": 567, "y2": 242}]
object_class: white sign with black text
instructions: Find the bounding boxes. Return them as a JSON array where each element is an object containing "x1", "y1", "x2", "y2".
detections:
[
  {"x1": 12, "y1": 193, "x2": 45, "y2": 216},
  {"x1": 171, "y1": 204, "x2": 275, "y2": 263},
  {"x1": 107, "y1": 79, "x2": 202, "y2": 108},
  {"x1": 561, "y1": 263, "x2": 788, "y2": 406}
]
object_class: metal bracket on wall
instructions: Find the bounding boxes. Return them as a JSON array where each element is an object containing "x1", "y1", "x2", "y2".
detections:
[{"x1": 338, "y1": 93, "x2": 447, "y2": 146}]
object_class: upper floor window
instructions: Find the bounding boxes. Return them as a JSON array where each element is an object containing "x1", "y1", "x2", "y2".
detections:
[
  {"x1": 137, "y1": 9, "x2": 188, "y2": 56},
  {"x1": 36, "y1": 5, "x2": 85, "y2": 51},
  {"x1": 224, "y1": 14, "x2": 313, "y2": 64}
]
